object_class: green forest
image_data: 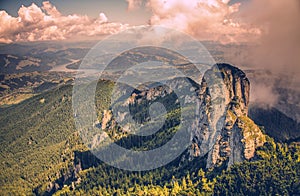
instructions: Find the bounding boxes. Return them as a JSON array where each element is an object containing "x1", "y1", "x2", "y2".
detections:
[
  {"x1": 0, "y1": 80, "x2": 299, "y2": 195},
  {"x1": 54, "y1": 137, "x2": 300, "y2": 196}
]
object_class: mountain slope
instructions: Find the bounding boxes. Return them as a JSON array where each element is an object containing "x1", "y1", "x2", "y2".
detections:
[
  {"x1": 187, "y1": 64, "x2": 265, "y2": 168},
  {"x1": 0, "y1": 84, "x2": 76, "y2": 194},
  {"x1": 249, "y1": 106, "x2": 300, "y2": 142},
  {"x1": 1, "y1": 63, "x2": 295, "y2": 195}
]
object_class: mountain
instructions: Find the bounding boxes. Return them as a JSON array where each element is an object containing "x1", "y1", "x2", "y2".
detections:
[
  {"x1": 0, "y1": 72, "x2": 73, "y2": 107},
  {"x1": 188, "y1": 64, "x2": 265, "y2": 168},
  {"x1": 249, "y1": 106, "x2": 300, "y2": 142},
  {"x1": 64, "y1": 63, "x2": 299, "y2": 195},
  {"x1": 0, "y1": 63, "x2": 298, "y2": 195},
  {"x1": 245, "y1": 69, "x2": 300, "y2": 142},
  {"x1": 0, "y1": 84, "x2": 77, "y2": 194},
  {"x1": 0, "y1": 54, "x2": 49, "y2": 74},
  {"x1": 87, "y1": 63, "x2": 265, "y2": 170},
  {"x1": 0, "y1": 43, "x2": 90, "y2": 74}
]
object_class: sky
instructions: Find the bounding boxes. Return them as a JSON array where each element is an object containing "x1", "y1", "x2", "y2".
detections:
[
  {"x1": 0, "y1": 0, "x2": 298, "y2": 45},
  {"x1": 0, "y1": 0, "x2": 152, "y2": 25},
  {"x1": 0, "y1": 0, "x2": 247, "y2": 25},
  {"x1": 0, "y1": 0, "x2": 256, "y2": 43}
]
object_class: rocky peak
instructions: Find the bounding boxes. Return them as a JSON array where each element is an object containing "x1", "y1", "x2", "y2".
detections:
[
  {"x1": 189, "y1": 63, "x2": 265, "y2": 168},
  {"x1": 98, "y1": 63, "x2": 265, "y2": 169},
  {"x1": 218, "y1": 64, "x2": 250, "y2": 116}
]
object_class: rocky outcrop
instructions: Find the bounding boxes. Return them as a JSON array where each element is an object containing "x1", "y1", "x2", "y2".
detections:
[
  {"x1": 189, "y1": 63, "x2": 265, "y2": 168},
  {"x1": 98, "y1": 63, "x2": 265, "y2": 169},
  {"x1": 101, "y1": 110, "x2": 113, "y2": 130}
]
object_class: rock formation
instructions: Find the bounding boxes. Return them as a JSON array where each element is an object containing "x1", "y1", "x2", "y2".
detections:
[
  {"x1": 98, "y1": 63, "x2": 266, "y2": 168},
  {"x1": 189, "y1": 64, "x2": 265, "y2": 168}
]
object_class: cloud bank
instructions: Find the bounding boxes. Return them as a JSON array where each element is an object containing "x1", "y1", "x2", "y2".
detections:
[
  {"x1": 246, "y1": 0, "x2": 300, "y2": 77},
  {"x1": 141, "y1": 0, "x2": 261, "y2": 43},
  {"x1": 0, "y1": 1, "x2": 128, "y2": 43},
  {"x1": 0, "y1": 0, "x2": 264, "y2": 44},
  {"x1": 247, "y1": 0, "x2": 300, "y2": 112}
]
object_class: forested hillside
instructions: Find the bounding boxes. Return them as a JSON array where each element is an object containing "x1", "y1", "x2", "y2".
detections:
[{"x1": 0, "y1": 78, "x2": 299, "y2": 195}]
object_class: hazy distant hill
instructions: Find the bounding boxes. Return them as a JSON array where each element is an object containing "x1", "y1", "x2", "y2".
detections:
[
  {"x1": 249, "y1": 106, "x2": 300, "y2": 142},
  {"x1": 0, "y1": 42, "x2": 91, "y2": 73}
]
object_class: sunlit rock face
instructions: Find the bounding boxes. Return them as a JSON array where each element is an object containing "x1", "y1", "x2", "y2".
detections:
[
  {"x1": 98, "y1": 63, "x2": 265, "y2": 169},
  {"x1": 189, "y1": 63, "x2": 265, "y2": 168}
]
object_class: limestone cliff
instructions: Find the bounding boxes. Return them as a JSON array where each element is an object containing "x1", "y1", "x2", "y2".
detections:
[
  {"x1": 189, "y1": 63, "x2": 265, "y2": 168},
  {"x1": 98, "y1": 63, "x2": 265, "y2": 168}
]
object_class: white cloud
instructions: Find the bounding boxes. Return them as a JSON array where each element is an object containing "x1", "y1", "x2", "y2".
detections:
[
  {"x1": 0, "y1": 1, "x2": 128, "y2": 43},
  {"x1": 126, "y1": 0, "x2": 143, "y2": 11},
  {"x1": 126, "y1": 0, "x2": 261, "y2": 43}
]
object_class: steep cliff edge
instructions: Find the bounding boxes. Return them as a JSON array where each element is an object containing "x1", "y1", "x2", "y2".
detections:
[
  {"x1": 189, "y1": 63, "x2": 265, "y2": 168},
  {"x1": 98, "y1": 63, "x2": 266, "y2": 169}
]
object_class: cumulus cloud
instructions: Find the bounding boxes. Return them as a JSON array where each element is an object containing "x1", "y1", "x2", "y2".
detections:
[
  {"x1": 135, "y1": 0, "x2": 262, "y2": 43},
  {"x1": 0, "y1": 1, "x2": 128, "y2": 43},
  {"x1": 126, "y1": 0, "x2": 143, "y2": 11},
  {"x1": 42, "y1": 1, "x2": 61, "y2": 17}
]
